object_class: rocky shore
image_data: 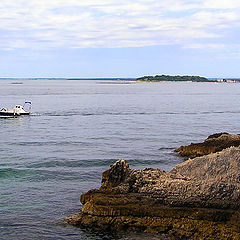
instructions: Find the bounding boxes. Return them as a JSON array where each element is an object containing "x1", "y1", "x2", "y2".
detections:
[
  {"x1": 65, "y1": 134, "x2": 240, "y2": 239},
  {"x1": 174, "y1": 132, "x2": 240, "y2": 158}
]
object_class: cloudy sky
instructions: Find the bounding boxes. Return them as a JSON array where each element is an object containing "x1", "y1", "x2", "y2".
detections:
[{"x1": 0, "y1": 0, "x2": 239, "y2": 78}]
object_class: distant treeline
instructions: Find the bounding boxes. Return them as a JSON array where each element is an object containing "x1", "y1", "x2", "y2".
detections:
[{"x1": 137, "y1": 75, "x2": 211, "y2": 82}]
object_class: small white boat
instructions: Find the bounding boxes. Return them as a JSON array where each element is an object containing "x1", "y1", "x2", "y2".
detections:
[{"x1": 0, "y1": 102, "x2": 31, "y2": 117}]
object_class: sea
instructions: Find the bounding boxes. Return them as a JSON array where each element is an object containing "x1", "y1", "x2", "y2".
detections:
[{"x1": 0, "y1": 79, "x2": 240, "y2": 240}]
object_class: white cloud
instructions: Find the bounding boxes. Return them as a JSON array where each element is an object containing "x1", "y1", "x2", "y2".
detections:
[
  {"x1": 202, "y1": 0, "x2": 240, "y2": 9},
  {"x1": 0, "y1": 0, "x2": 239, "y2": 51}
]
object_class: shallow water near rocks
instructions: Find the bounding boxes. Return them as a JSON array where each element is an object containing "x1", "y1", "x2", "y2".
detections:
[{"x1": 0, "y1": 79, "x2": 240, "y2": 240}]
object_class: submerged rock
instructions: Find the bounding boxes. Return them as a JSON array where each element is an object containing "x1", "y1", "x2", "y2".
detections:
[
  {"x1": 174, "y1": 132, "x2": 240, "y2": 158},
  {"x1": 65, "y1": 147, "x2": 240, "y2": 239}
]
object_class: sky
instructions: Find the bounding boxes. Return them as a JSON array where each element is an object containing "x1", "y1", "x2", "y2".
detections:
[{"x1": 0, "y1": 0, "x2": 239, "y2": 78}]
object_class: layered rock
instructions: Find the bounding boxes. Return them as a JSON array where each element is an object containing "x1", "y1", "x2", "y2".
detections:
[
  {"x1": 65, "y1": 147, "x2": 240, "y2": 239},
  {"x1": 174, "y1": 132, "x2": 240, "y2": 158}
]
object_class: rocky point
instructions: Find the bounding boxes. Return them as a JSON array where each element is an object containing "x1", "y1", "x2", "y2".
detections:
[
  {"x1": 65, "y1": 134, "x2": 240, "y2": 239},
  {"x1": 174, "y1": 132, "x2": 240, "y2": 158}
]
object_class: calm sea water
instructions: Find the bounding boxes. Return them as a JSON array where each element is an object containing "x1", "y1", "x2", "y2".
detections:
[{"x1": 0, "y1": 79, "x2": 240, "y2": 240}]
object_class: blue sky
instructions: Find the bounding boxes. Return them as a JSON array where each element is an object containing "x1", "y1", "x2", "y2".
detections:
[{"x1": 0, "y1": 0, "x2": 239, "y2": 78}]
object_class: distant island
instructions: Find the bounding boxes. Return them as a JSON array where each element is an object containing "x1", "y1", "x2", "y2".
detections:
[
  {"x1": 136, "y1": 75, "x2": 213, "y2": 82},
  {"x1": 0, "y1": 77, "x2": 239, "y2": 83}
]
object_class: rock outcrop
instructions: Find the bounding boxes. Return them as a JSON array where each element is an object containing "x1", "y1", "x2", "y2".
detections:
[
  {"x1": 65, "y1": 147, "x2": 240, "y2": 239},
  {"x1": 174, "y1": 132, "x2": 240, "y2": 158}
]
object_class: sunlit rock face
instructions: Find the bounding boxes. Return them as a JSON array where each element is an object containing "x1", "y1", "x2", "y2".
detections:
[{"x1": 65, "y1": 145, "x2": 240, "y2": 239}]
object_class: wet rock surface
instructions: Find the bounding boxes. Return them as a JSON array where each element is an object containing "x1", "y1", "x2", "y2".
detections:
[
  {"x1": 65, "y1": 147, "x2": 240, "y2": 239},
  {"x1": 174, "y1": 132, "x2": 240, "y2": 158}
]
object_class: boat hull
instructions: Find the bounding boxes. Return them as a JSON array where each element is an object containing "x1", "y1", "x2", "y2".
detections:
[{"x1": 0, "y1": 112, "x2": 30, "y2": 116}]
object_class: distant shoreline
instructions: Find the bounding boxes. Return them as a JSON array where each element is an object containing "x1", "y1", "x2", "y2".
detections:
[
  {"x1": 0, "y1": 78, "x2": 136, "y2": 81},
  {"x1": 0, "y1": 77, "x2": 240, "y2": 83}
]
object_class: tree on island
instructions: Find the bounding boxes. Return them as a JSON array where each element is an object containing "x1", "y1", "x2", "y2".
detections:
[{"x1": 136, "y1": 75, "x2": 212, "y2": 82}]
